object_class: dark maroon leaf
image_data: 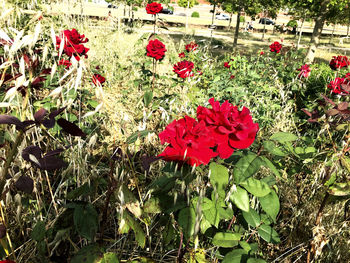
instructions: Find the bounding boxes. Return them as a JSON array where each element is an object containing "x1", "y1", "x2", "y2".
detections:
[
  {"x1": 44, "y1": 148, "x2": 65, "y2": 157},
  {"x1": 39, "y1": 156, "x2": 67, "y2": 171},
  {"x1": 22, "y1": 146, "x2": 42, "y2": 163},
  {"x1": 49, "y1": 107, "x2": 66, "y2": 119},
  {"x1": 22, "y1": 120, "x2": 36, "y2": 128},
  {"x1": 341, "y1": 84, "x2": 350, "y2": 92},
  {"x1": 339, "y1": 109, "x2": 350, "y2": 115},
  {"x1": 0, "y1": 225, "x2": 6, "y2": 238},
  {"x1": 34, "y1": 108, "x2": 48, "y2": 122},
  {"x1": 57, "y1": 118, "x2": 86, "y2": 137},
  {"x1": 22, "y1": 54, "x2": 31, "y2": 67},
  {"x1": 141, "y1": 155, "x2": 162, "y2": 172},
  {"x1": 41, "y1": 68, "x2": 51, "y2": 75},
  {"x1": 42, "y1": 118, "x2": 56, "y2": 129},
  {"x1": 0, "y1": 115, "x2": 24, "y2": 130},
  {"x1": 327, "y1": 109, "x2": 339, "y2": 116},
  {"x1": 301, "y1": 109, "x2": 312, "y2": 117},
  {"x1": 338, "y1": 102, "x2": 349, "y2": 111},
  {"x1": 15, "y1": 175, "x2": 34, "y2": 194},
  {"x1": 31, "y1": 76, "x2": 45, "y2": 89},
  {"x1": 321, "y1": 94, "x2": 336, "y2": 106},
  {"x1": 3, "y1": 74, "x2": 13, "y2": 83}
]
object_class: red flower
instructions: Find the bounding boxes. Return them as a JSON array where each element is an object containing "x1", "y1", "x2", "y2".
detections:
[
  {"x1": 58, "y1": 59, "x2": 72, "y2": 69},
  {"x1": 56, "y1": 29, "x2": 89, "y2": 60},
  {"x1": 269, "y1": 41, "x2": 282, "y2": 53},
  {"x1": 146, "y1": 2, "x2": 163, "y2": 15},
  {"x1": 0, "y1": 261, "x2": 16, "y2": 263},
  {"x1": 158, "y1": 116, "x2": 218, "y2": 166},
  {"x1": 260, "y1": 51, "x2": 264, "y2": 55},
  {"x1": 185, "y1": 42, "x2": 198, "y2": 52},
  {"x1": 197, "y1": 70, "x2": 203, "y2": 75},
  {"x1": 230, "y1": 75, "x2": 235, "y2": 79},
  {"x1": 197, "y1": 98, "x2": 259, "y2": 159},
  {"x1": 173, "y1": 60, "x2": 194, "y2": 78},
  {"x1": 297, "y1": 64, "x2": 311, "y2": 78},
  {"x1": 329, "y1": 55, "x2": 350, "y2": 70},
  {"x1": 146, "y1": 39, "x2": 166, "y2": 60},
  {"x1": 224, "y1": 62, "x2": 231, "y2": 68},
  {"x1": 327, "y1": 77, "x2": 350, "y2": 95},
  {"x1": 92, "y1": 74, "x2": 106, "y2": 86},
  {"x1": 178, "y1": 52, "x2": 185, "y2": 58}
]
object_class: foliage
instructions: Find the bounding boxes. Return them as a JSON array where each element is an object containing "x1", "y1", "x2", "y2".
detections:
[{"x1": 191, "y1": 11, "x2": 200, "y2": 18}]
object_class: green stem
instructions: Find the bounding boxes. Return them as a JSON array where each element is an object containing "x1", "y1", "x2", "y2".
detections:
[{"x1": 0, "y1": 130, "x2": 24, "y2": 197}]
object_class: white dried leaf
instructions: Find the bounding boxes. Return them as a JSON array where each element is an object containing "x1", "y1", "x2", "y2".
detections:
[
  {"x1": 0, "y1": 29, "x2": 12, "y2": 44},
  {"x1": 42, "y1": 45, "x2": 48, "y2": 63},
  {"x1": 0, "y1": 8, "x2": 14, "y2": 20},
  {"x1": 48, "y1": 86, "x2": 62, "y2": 98},
  {"x1": 0, "y1": 102, "x2": 11, "y2": 107},
  {"x1": 74, "y1": 65, "x2": 82, "y2": 91},
  {"x1": 82, "y1": 111, "x2": 95, "y2": 118},
  {"x1": 19, "y1": 57, "x2": 25, "y2": 75},
  {"x1": 31, "y1": 22, "x2": 41, "y2": 47},
  {"x1": 58, "y1": 34, "x2": 65, "y2": 59},
  {"x1": 50, "y1": 63, "x2": 57, "y2": 81},
  {"x1": 21, "y1": 35, "x2": 33, "y2": 47},
  {"x1": 50, "y1": 25, "x2": 56, "y2": 47},
  {"x1": 4, "y1": 87, "x2": 17, "y2": 101}
]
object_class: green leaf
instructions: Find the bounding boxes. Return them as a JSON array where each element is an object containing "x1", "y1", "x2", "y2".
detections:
[
  {"x1": 270, "y1": 132, "x2": 298, "y2": 143},
  {"x1": 259, "y1": 156, "x2": 281, "y2": 179},
  {"x1": 263, "y1": 141, "x2": 287, "y2": 157},
  {"x1": 258, "y1": 191, "x2": 280, "y2": 222},
  {"x1": 67, "y1": 182, "x2": 93, "y2": 200},
  {"x1": 143, "y1": 90, "x2": 153, "y2": 107},
  {"x1": 329, "y1": 182, "x2": 350, "y2": 196},
  {"x1": 242, "y1": 208, "x2": 261, "y2": 227},
  {"x1": 247, "y1": 258, "x2": 267, "y2": 263},
  {"x1": 31, "y1": 221, "x2": 46, "y2": 242},
  {"x1": 258, "y1": 224, "x2": 280, "y2": 244},
  {"x1": 126, "y1": 130, "x2": 153, "y2": 144},
  {"x1": 230, "y1": 186, "x2": 250, "y2": 212},
  {"x1": 212, "y1": 232, "x2": 241, "y2": 248},
  {"x1": 234, "y1": 153, "x2": 262, "y2": 184},
  {"x1": 123, "y1": 211, "x2": 146, "y2": 248},
  {"x1": 200, "y1": 218, "x2": 212, "y2": 234},
  {"x1": 120, "y1": 185, "x2": 142, "y2": 218},
  {"x1": 240, "y1": 178, "x2": 271, "y2": 197},
  {"x1": 143, "y1": 197, "x2": 162, "y2": 213},
  {"x1": 239, "y1": 241, "x2": 251, "y2": 252},
  {"x1": 222, "y1": 249, "x2": 248, "y2": 263},
  {"x1": 71, "y1": 244, "x2": 104, "y2": 263},
  {"x1": 209, "y1": 163, "x2": 229, "y2": 197},
  {"x1": 74, "y1": 203, "x2": 98, "y2": 241},
  {"x1": 178, "y1": 207, "x2": 196, "y2": 240},
  {"x1": 98, "y1": 253, "x2": 119, "y2": 263}
]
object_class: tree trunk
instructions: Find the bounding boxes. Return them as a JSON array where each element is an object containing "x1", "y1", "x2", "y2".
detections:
[
  {"x1": 211, "y1": 3, "x2": 216, "y2": 26},
  {"x1": 347, "y1": 24, "x2": 349, "y2": 37},
  {"x1": 185, "y1": 1, "x2": 190, "y2": 32},
  {"x1": 228, "y1": 11, "x2": 233, "y2": 29},
  {"x1": 262, "y1": 22, "x2": 266, "y2": 40},
  {"x1": 329, "y1": 23, "x2": 336, "y2": 44},
  {"x1": 297, "y1": 17, "x2": 305, "y2": 50},
  {"x1": 305, "y1": 0, "x2": 330, "y2": 63},
  {"x1": 233, "y1": 9, "x2": 241, "y2": 48}
]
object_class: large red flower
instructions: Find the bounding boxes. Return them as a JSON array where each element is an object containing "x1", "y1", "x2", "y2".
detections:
[
  {"x1": 197, "y1": 98, "x2": 259, "y2": 159},
  {"x1": 297, "y1": 64, "x2": 311, "y2": 78},
  {"x1": 92, "y1": 74, "x2": 106, "y2": 86},
  {"x1": 158, "y1": 116, "x2": 217, "y2": 166},
  {"x1": 269, "y1": 41, "x2": 282, "y2": 53},
  {"x1": 146, "y1": 39, "x2": 166, "y2": 60},
  {"x1": 327, "y1": 76, "x2": 350, "y2": 95},
  {"x1": 146, "y1": 2, "x2": 163, "y2": 15},
  {"x1": 185, "y1": 42, "x2": 198, "y2": 52},
  {"x1": 173, "y1": 60, "x2": 194, "y2": 78},
  {"x1": 0, "y1": 260, "x2": 16, "y2": 263},
  {"x1": 56, "y1": 29, "x2": 89, "y2": 60},
  {"x1": 58, "y1": 59, "x2": 72, "y2": 69},
  {"x1": 329, "y1": 55, "x2": 350, "y2": 70}
]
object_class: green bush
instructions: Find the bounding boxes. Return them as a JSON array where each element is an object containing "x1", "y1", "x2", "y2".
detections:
[
  {"x1": 191, "y1": 11, "x2": 200, "y2": 18},
  {"x1": 132, "y1": 6, "x2": 138, "y2": 11},
  {"x1": 286, "y1": 19, "x2": 298, "y2": 28},
  {"x1": 240, "y1": 16, "x2": 245, "y2": 23}
]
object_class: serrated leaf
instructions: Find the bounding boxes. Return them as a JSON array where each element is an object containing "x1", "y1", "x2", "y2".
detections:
[
  {"x1": 178, "y1": 207, "x2": 196, "y2": 240},
  {"x1": 270, "y1": 132, "x2": 298, "y2": 143},
  {"x1": 144, "y1": 90, "x2": 153, "y2": 107},
  {"x1": 240, "y1": 178, "x2": 271, "y2": 197},
  {"x1": 230, "y1": 186, "x2": 249, "y2": 212},
  {"x1": 210, "y1": 163, "x2": 229, "y2": 197},
  {"x1": 247, "y1": 258, "x2": 267, "y2": 263},
  {"x1": 74, "y1": 203, "x2": 98, "y2": 241},
  {"x1": 259, "y1": 156, "x2": 281, "y2": 179},
  {"x1": 98, "y1": 252, "x2": 119, "y2": 263},
  {"x1": 257, "y1": 224, "x2": 280, "y2": 244},
  {"x1": 234, "y1": 153, "x2": 262, "y2": 184},
  {"x1": 126, "y1": 130, "x2": 152, "y2": 144},
  {"x1": 258, "y1": 191, "x2": 279, "y2": 222},
  {"x1": 329, "y1": 182, "x2": 350, "y2": 196},
  {"x1": 31, "y1": 221, "x2": 46, "y2": 242},
  {"x1": 143, "y1": 197, "x2": 161, "y2": 213},
  {"x1": 222, "y1": 249, "x2": 248, "y2": 263},
  {"x1": 242, "y1": 208, "x2": 261, "y2": 228},
  {"x1": 263, "y1": 141, "x2": 287, "y2": 157},
  {"x1": 123, "y1": 211, "x2": 146, "y2": 248},
  {"x1": 212, "y1": 232, "x2": 241, "y2": 247},
  {"x1": 71, "y1": 244, "x2": 104, "y2": 263}
]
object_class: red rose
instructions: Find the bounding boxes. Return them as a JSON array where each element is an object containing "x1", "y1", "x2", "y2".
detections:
[
  {"x1": 327, "y1": 77, "x2": 350, "y2": 95},
  {"x1": 92, "y1": 74, "x2": 106, "y2": 86},
  {"x1": 146, "y1": 39, "x2": 166, "y2": 60},
  {"x1": 297, "y1": 64, "x2": 311, "y2": 78},
  {"x1": 56, "y1": 28, "x2": 89, "y2": 60},
  {"x1": 197, "y1": 98, "x2": 259, "y2": 159},
  {"x1": 185, "y1": 42, "x2": 198, "y2": 52},
  {"x1": 197, "y1": 70, "x2": 203, "y2": 75},
  {"x1": 230, "y1": 75, "x2": 235, "y2": 79},
  {"x1": 224, "y1": 62, "x2": 231, "y2": 68},
  {"x1": 173, "y1": 60, "x2": 194, "y2": 78},
  {"x1": 178, "y1": 52, "x2": 185, "y2": 58},
  {"x1": 260, "y1": 51, "x2": 264, "y2": 55},
  {"x1": 146, "y1": 2, "x2": 163, "y2": 15},
  {"x1": 269, "y1": 41, "x2": 282, "y2": 53},
  {"x1": 329, "y1": 55, "x2": 350, "y2": 70},
  {"x1": 58, "y1": 59, "x2": 72, "y2": 69},
  {"x1": 0, "y1": 260, "x2": 16, "y2": 263},
  {"x1": 158, "y1": 116, "x2": 218, "y2": 166}
]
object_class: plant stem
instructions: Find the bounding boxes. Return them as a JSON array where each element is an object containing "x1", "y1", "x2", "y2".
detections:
[{"x1": 0, "y1": 130, "x2": 24, "y2": 198}]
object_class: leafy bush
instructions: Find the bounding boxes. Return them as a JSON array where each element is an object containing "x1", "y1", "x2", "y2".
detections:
[{"x1": 191, "y1": 11, "x2": 200, "y2": 18}]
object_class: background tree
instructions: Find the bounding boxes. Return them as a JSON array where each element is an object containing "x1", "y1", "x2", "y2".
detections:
[{"x1": 178, "y1": 0, "x2": 199, "y2": 30}]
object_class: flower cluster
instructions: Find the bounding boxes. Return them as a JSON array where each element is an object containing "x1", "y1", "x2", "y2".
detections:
[
  {"x1": 146, "y1": 39, "x2": 167, "y2": 60},
  {"x1": 173, "y1": 60, "x2": 194, "y2": 78},
  {"x1": 185, "y1": 42, "x2": 198, "y2": 53},
  {"x1": 329, "y1": 55, "x2": 350, "y2": 70},
  {"x1": 56, "y1": 28, "x2": 89, "y2": 61},
  {"x1": 327, "y1": 73, "x2": 350, "y2": 95},
  {"x1": 178, "y1": 52, "x2": 185, "y2": 58},
  {"x1": 269, "y1": 41, "x2": 282, "y2": 53},
  {"x1": 297, "y1": 64, "x2": 311, "y2": 78},
  {"x1": 146, "y1": 2, "x2": 163, "y2": 15},
  {"x1": 158, "y1": 98, "x2": 259, "y2": 166},
  {"x1": 224, "y1": 62, "x2": 231, "y2": 68}
]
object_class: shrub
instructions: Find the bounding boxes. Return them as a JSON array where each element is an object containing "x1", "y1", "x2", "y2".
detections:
[
  {"x1": 191, "y1": 11, "x2": 200, "y2": 18},
  {"x1": 240, "y1": 15, "x2": 245, "y2": 23},
  {"x1": 287, "y1": 19, "x2": 298, "y2": 28}
]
